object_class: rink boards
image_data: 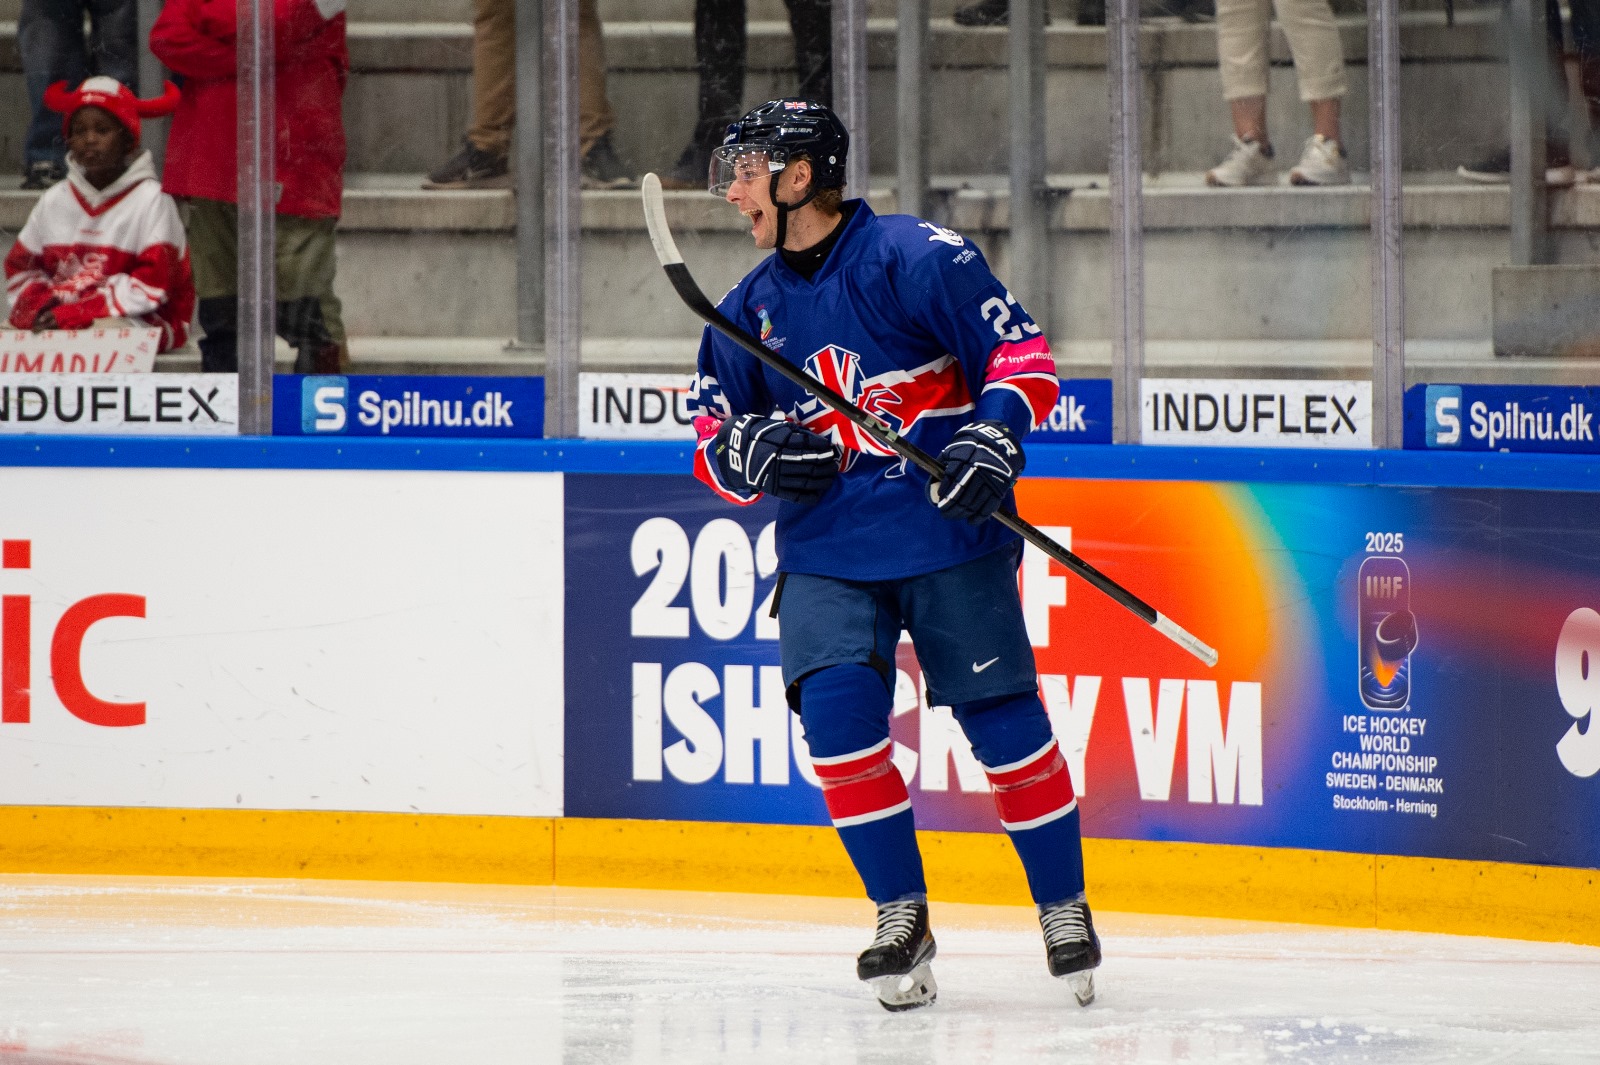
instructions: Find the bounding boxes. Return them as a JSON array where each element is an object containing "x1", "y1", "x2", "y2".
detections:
[{"x1": 0, "y1": 437, "x2": 1597, "y2": 945}]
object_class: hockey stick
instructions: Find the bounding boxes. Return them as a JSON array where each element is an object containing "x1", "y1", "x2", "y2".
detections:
[{"x1": 641, "y1": 174, "x2": 1218, "y2": 668}]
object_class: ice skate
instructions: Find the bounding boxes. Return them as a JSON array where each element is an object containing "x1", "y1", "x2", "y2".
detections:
[
  {"x1": 856, "y1": 897, "x2": 938, "y2": 1012},
  {"x1": 1040, "y1": 895, "x2": 1102, "y2": 1006}
]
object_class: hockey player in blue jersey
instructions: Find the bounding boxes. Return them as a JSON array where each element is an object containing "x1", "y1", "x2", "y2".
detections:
[{"x1": 685, "y1": 98, "x2": 1101, "y2": 1011}]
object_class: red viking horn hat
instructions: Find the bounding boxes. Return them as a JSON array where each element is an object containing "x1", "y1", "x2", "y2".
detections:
[{"x1": 42, "y1": 76, "x2": 181, "y2": 146}]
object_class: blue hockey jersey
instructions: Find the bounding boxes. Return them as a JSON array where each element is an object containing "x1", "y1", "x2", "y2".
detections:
[{"x1": 689, "y1": 201, "x2": 1059, "y2": 582}]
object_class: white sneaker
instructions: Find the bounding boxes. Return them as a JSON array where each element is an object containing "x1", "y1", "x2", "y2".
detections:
[
  {"x1": 1205, "y1": 136, "x2": 1275, "y2": 187},
  {"x1": 1289, "y1": 135, "x2": 1350, "y2": 186}
]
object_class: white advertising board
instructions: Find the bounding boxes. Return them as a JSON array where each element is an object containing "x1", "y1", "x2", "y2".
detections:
[
  {"x1": 0, "y1": 467, "x2": 564, "y2": 816},
  {"x1": 579, "y1": 372, "x2": 698, "y2": 440},
  {"x1": 0, "y1": 327, "x2": 160, "y2": 372},
  {"x1": 0, "y1": 374, "x2": 236, "y2": 435},
  {"x1": 1141, "y1": 378, "x2": 1372, "y2": 448}
]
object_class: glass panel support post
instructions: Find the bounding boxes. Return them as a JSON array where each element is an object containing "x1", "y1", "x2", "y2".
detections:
[
  {"x1": 542, "y1": 0, "x2": 582, "y2": 438},
  {"x1": 515, "y1": 0, "x2": 545, "y2": 358},
  {"x1": 1107, "y1": 0, "x2": 1144, "y2": 444},
  {"x1": 1508, "y1": 0, "x2": 1552, "y2": 266},
  {"x1": 896, "y1": 0, "x2": 929, "y2": 219},
  {"x1": 1368, "y1": 0, "x2": 1406, "y2": 448},
  {"x1": 1009, "y1": 0, "x2": 1050, "y2": 335},
  {"x1": 236, "y1": 0, "x2": 274, "y2": 435},
  {"x1": 834, "y1": 0, "x2": 870, "y2": 197}
]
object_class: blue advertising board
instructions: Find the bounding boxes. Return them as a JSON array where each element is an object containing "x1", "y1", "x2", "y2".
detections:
[
  {"x1": 1405, "y1": 383, "x2": 1600, "y2": 454},
  {"x1": 272, "y1": 375, "x2": 544, "y2": 438},
  {"x1": 1028, "y1": 378, "x2": 1113, "y2": 444},
  {"x1": 564, "y1": 469, "x2": 1600, "y2": 871}
]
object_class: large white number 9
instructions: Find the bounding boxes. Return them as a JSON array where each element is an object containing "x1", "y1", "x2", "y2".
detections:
[{"x1": 1555, "y1": 606, "x2": 1600, "y2": 778}]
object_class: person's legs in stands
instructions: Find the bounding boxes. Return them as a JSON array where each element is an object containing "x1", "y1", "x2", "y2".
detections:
[
  {"x1": 1543, "y1": 0, "x2": 1575, "y2": 173},
  {"x1": 1458, "y1": 0, "x2": 1577, "y2": 183},
  {"x1": 579, "y1": 0, "x2": 634, "y2": 188},
  {"x1": 276, "y1": 214, "x2": 348, "y2": 375},
  {"x1": 424, "y1": 0, "x2": 513, "y2": 188},
  {"x1": 19, "y1": 0, "x2": 89, "y2": 186},
  {"x1": 785, "y1": 0, "x2": 833, "y2": 106},
  {"x1": 1571, "y1": 0, "x2": 1600, "y2": 173},
  {"x1": 661, "y1": 0, "x2": 745, "y2": 189},
  {"x1": 1205, "y1": 0, "x2": 1277, "y2": 186},
  {"x1": 183, "y1": 199, "x2": 241, "y2": 374},
  {"x1": 1273, "y1": 0, "x2": 1349, "y2": 185},
  {"x1": 84, "y1": 0, "x2": 138, "y2": 87}
]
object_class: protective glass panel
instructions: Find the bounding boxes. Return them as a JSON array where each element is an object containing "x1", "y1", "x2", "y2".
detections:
[
  {"x1": 1139, "y1": 3, "x2": 1376, "y2": 448},
  {"x1": 338, "y1": 0, "x2": 522, "y2": 407},
  {"x1": 1404, "y1": 0, "x2": 1600, "y2": 457},
  {"x1": 593, "y1": 0, "x2": 840, "y2": 444}
]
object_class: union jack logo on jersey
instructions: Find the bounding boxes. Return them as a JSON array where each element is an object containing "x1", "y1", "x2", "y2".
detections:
[{"x1": 794, "y1": 345, "x2": 975, "y2": 468}]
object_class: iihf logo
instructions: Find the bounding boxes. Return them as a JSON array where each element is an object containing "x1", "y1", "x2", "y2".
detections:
[{"x1": 757, "y1": 306, "x2": 773, "y2": 340}]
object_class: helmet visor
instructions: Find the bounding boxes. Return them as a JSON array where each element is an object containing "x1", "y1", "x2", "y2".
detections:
[{"x1": 708, "y1": 145, "x2": 789, "y2": 196}]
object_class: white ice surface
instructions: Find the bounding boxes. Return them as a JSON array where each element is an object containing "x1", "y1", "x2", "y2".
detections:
[{"x1": 0, "y1": 876, "x2": 1596, "y2": 1065}]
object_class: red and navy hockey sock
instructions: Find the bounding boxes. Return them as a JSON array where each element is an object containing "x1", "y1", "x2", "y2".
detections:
[
  {"x1": 800, "y1": 664, "x2": 927, "y2": 904},
  {"x1": 954, "y1": 691, "x2": 1087, "y2": 907}
]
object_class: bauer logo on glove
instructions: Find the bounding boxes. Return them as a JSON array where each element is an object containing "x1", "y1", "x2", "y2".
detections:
[
  {"x1": 714, "y1": 413, "x2": 841, "y2": 505},
  {"x1": 927, "y1": 419, "x2": 1025, "y2": 524}
]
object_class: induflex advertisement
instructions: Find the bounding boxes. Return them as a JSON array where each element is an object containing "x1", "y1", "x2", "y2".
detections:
[
  {"x1": 0, "y1": 466, "x2": 564, "y2": 816},
  {"x1": 564, "y1": 471, "x2": 1600, "y2": 870}
]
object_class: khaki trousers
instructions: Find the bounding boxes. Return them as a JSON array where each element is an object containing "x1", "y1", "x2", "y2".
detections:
[
  {"x1": 1216, "y1": 0, "x2": 1347, "y2": 102},
  {"x1": 467, "y1": 0, "x2": 614, "y2": 158}
]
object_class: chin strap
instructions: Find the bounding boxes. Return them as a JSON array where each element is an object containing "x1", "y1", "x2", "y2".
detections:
[{"x1": 769, "y1": 171, "x2": 820, "y2": 251}]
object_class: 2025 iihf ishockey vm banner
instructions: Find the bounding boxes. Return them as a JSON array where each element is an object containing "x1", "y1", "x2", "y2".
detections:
[{"x1": 564, "y1": 472, "x2": 1600, "y2": 872}]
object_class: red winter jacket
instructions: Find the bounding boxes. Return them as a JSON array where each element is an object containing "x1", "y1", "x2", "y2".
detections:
[{"x1": 150, "y1": 0, "x2": 348, "y2": 219}]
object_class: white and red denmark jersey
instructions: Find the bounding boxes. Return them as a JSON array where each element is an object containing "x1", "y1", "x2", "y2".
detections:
[{"x1": 5, "y1": 151, "x2": 194, "y2": 352}]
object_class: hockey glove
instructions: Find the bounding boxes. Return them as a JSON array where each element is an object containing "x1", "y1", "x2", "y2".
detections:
[
  {"x1": 928, "y1": 420, "x2": 1025, "y2": 523},
  {"x1": 714, "y1": 413, "x2": 840, "y2": 504}
]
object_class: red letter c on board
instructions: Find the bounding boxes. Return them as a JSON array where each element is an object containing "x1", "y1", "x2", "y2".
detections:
[{"x1": 52, "y1": 594, "x2": 146, "y2": 727}]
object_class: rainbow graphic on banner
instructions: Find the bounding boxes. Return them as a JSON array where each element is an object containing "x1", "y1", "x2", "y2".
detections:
[{"x1": 564, "y1": 473, "x2": 1600, "y2": 872}]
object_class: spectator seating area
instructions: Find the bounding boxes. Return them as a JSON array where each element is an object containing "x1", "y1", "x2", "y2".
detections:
[{"x1": 3, "y1": 0, "x2": 1600, "y2": 384}]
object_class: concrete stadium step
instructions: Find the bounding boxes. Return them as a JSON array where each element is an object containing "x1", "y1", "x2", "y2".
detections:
[
  {"x1": 149, "y1": 337, "x2": 1600, "y2": 389},
  {"x1": 335, "y1": 11, "x2": 1507, "y2": 178},
  {"x1": 295, "y1": 173, "x2": 1599, "y2": 356},
  {"x1": 0, "y1": 11, "x2": 1512, "y2": 180},
  {"x1": 7, "y1": 173, "x2": 1586, "y2": 375}
]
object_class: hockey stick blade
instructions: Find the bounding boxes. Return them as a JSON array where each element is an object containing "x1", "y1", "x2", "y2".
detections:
[{"x1": 640, "y1": 174, "x2": 1219, "y2": 669}]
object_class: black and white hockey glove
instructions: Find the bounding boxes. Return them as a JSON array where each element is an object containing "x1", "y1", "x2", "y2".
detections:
[
  {"x1": 714, "y1": 413, "x2": 840, "y2": 505},
  {"x1": 927, "y1": 420, "x2": 1025, "y2": 524}
]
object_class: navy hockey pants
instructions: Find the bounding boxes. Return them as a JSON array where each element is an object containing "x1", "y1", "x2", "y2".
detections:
[{"x1": 780, "y1": 545, "x2": 1088, "y2": 907}]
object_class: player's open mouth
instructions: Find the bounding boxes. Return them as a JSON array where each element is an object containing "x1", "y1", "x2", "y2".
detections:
[{"x1": 744, "y1": 208, "x2": 764, "y2": 231}]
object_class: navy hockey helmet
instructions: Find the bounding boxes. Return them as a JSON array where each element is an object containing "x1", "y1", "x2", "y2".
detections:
[{"x1": 709, "y1": 98, "x2": 849, "y2": 197}]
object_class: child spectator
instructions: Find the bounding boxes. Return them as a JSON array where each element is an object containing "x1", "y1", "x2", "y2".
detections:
[
  {"x1": 151, "y1": 0, "x2": 350, "y2": 374},
  {"x1": 5, "y1": 77, "x2": 195, "y2": 352}
]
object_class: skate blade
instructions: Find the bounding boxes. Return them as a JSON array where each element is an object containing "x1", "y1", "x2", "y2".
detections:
[
  {"x1": 869, "y1": 961, "x2": 938, "y2": 1012},
  {"x1": 1061, "y1": 969, "x2": 1096, "y2": 1007}
]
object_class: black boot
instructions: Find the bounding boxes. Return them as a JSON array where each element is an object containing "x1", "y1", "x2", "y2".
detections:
[
  {"x1": 953, "y1": 0, "x2": 1053, "y2": 26},
  {"x1": 198, "y1": 296, "x2": 238, "y2": 373}
]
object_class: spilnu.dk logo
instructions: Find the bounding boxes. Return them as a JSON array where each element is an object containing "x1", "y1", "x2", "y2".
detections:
[
  {"x1": 302, "y1": 376, "x2": 348, "y2": 433},
  {"x1": 1424, "y1": 385, "x2": 1462, "y2": 447}
]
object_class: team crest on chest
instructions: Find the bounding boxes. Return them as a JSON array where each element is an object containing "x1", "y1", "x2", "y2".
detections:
[{"x1": 794, "y1": 345, "x2": 976, "y2": 469}]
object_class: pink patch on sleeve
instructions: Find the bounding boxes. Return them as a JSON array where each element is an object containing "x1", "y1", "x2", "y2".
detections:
[{"x1": 984, "y1": 335, "x2": 1054, "y2": 382}]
